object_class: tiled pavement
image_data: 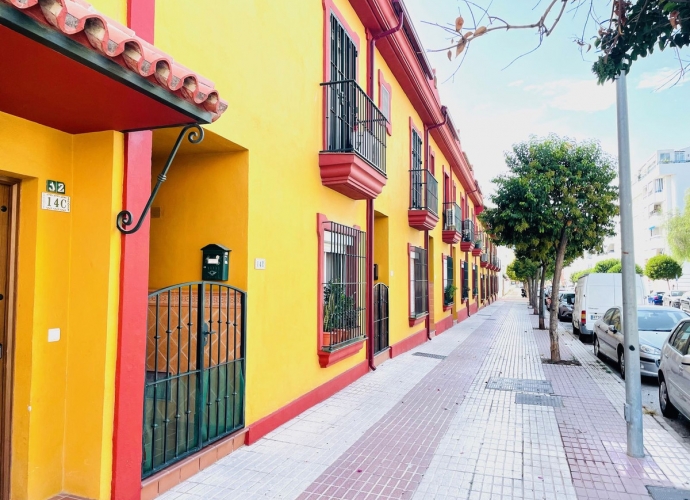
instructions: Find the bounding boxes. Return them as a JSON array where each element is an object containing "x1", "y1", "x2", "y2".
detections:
[{"x1": 159, "y1": 300, "x2": 690, "y2": 499}]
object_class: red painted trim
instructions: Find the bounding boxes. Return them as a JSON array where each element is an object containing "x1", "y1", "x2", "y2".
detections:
[
  {"x1": 127, "y1": 0, "x2": 155, "y2": 43},
  {"x1": 408, "y1": 210, "x2": 439, "y2": 231},
  {"x1": 246, "y1": 360, "x2": 369, "y2": 445},
  {"x1": 316, "y1": 214, "x2": 328, "y2": 352},
  {"x1": 112, "y1": 131, "x2": 152, "y2": 500},
  {"x1": 378, "y1": 69, "x2": 393, "y2": 135},
  {"x1": 469, "y1": 302, "x2": 478, "y2": 315},
  {"x1": 429, "y1": 150, "x2": 436, "y2": 177},
  {"x1": 409, "y1": 315, "x2": 427, "y2": 327},
  {"x1": 318, "y1": 152, "x2": 387, "y2": 199},
  {"x1": 390, "y1": 328, "x2": 427, "y2": 358},
  {"x1": 319, "y1": 338, "x2": 366, "y2": 367},
  {"x1": 457, "y1": 307, "x2": 469, "y2": 322},
  {"x1": 435, "y1": 315, "x2": 453, "y2": 335}
]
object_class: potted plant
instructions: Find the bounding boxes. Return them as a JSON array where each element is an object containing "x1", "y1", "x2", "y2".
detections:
[
  {"x1": 323, "y1": 281, "x2": 357, "y2": 348},
  {"x1": 444, "y1": 284, "x2": 457, "y2": 306}
]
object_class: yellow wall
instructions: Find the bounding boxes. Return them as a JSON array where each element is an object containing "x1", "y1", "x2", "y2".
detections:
[
  {"x1": 0, "y1": 111, "x2": 122, "y2": 500},
  {"x1": 148, "y1": 0, "x2": 471, "y2": 426}
]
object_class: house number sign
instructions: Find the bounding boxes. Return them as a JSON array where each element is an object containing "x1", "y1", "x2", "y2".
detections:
[
  {"x1": 41, "y1": 192, "x2": 70, "y2": 213},
  {"x1": 46, "y1": 180, "x2": 66, "y2": 193}
]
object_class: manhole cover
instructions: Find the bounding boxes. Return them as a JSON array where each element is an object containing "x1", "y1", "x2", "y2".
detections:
[
  {"x1": 412, "y1": 352, "x2": 447, "y2": 360},
  {"x1": 487, "y1": 377, "x2": 554, "y2": 394},
  {"x1": 515, "y1": 393, "x2": 563, "y2": 407},
  {"x1": 647, "y1": 486, "x2": 690, "y2": 500}
]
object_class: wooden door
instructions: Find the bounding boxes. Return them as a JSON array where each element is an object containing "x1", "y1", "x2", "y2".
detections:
[{"x1": 0, "y1": 183, "x2": 16, "y2": 498}]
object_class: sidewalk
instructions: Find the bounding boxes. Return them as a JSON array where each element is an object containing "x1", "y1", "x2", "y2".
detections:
[{"x1": 158, "y1": 299, "x2": 690, "y2": 499}]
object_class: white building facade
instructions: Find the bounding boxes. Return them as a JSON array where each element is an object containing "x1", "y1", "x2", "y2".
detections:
[{"x1": 632, "y1": 146, "x2": 690, "y2": 290}]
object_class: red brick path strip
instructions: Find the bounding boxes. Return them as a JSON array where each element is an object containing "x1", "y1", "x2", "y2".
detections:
[
  {"x1": 298, "y1": 306, "x2": 509, "y2": 500},
  {"x1": 533, "y1": 324, "x2": 669, "y2": 499}
]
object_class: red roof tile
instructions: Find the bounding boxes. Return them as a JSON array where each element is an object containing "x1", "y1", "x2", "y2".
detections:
[{"x1": 3, "y1": 0, "x2": 227, "y2": 122}]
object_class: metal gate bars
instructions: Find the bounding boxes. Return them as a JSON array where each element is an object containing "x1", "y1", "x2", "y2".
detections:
[
  {"x1": 373, "y1": 283, "x2": 389, "y2": 354},
  {"x1": 142, "y1": 281, "x2": 247, "y2": 478}
]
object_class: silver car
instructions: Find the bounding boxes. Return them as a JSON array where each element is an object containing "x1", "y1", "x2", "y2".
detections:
[
  {"x1": 659, "y1": 320, "x2": 690, "y2": 418},
  {"x1": 663, "y1": 290, "x2": 687, "y2": 308},
  {"x1": 557, "y1": 292, "x2": 575, "y2": 322},
  {"x1": 593, "y1": 306, "x2": 689, "y2": 378}
]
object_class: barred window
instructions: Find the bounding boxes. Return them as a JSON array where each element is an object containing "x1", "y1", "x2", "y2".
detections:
[
  {"x1": 472, "y1": 264, "x2": 478, "y2": 296},
  {"x1": 462, "y1": 260, "x2": 469, "y2": 300},
  {"x1": 443, "y1": 256, "x2": 454, "y2": 306},
  {"x1": 410, "y1": 130, "x2": 423, "y2": 209},
  {"x1": 410, "y1": 246, "x2": 428, "y2": 317},
  {"x1": 322, "y1": 221, "x2": 366, "y2": 351}
]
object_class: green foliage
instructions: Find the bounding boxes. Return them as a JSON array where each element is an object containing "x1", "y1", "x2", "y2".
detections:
[
  {"x1": 323, "y1": 281, "x2": 357, "y2": 332},
  {"x1": 645, "y1": 255, "x2": 683, "y2": 283},
  {"x1": 667, "y1": 190, "x2": 690, "y2": 262},
  {"x1": 507, "y1": 257, "x2": 539, "y2": 282},
  {"x1": 593, "y1": 1, "x2": 690, "y2": 83},
  {"x1": 606, "y1": 262, "x2": 644, "y2": 274},
  {"x1": 444, "y1": 284, "x2": 458, "y2": 305},
  {"x1": 571, "y1": 268, "x2": 594, "y2": 283},
  {"x1": 594, "y1": 258, "x2": 620, "y2": 273},
  {"x1": 479, "y1": 135, "x2": 619, "y2": 264}
]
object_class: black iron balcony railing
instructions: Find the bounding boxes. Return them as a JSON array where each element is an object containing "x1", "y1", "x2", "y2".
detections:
[
  {"x1": 474, "y1": 231, "x2": 484, "y2": 249},
  {"x1": 321, "y1": 79, "x2": 387, "y2": 175},
  {"x1": 481, "y1": 253, "x2": 489, "y2": 264},
  {"x1": 409, "y1": 169, "x2": 438, "y2": 215},
  {"x1": 443, "y1": 202, "x2": 461, "y2": 231},
  {"x1": 462, "y1": 219, "x2": 475, "y2": 243}
]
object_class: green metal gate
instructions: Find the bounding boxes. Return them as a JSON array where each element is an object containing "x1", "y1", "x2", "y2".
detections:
[{"x1": 142, "y1": 281, "x2": 246, "y2": 478}]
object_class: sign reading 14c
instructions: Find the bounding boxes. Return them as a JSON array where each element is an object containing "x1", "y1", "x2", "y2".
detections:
[{"x1": 41, "y1": 193, "x2": 70, "y2": 213}]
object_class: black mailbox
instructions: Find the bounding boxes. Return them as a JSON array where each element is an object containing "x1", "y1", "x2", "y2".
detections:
[{"x1": 201, "y1": 244, "x2": 230, "y2": 281}]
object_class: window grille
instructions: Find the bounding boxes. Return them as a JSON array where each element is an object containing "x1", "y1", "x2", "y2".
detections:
[
  {"x1": 472, "y1": 264, "x2": 478, "y2": 296},
  {"x1": 322, "y1": 221, "x2": 366, "y2": 351},
  {"x1": 462, "y1": 260, "x2": 469, "y2": 300},
  {"x1": 410, "y1": 246, "x2": 428, "y2": 317},
  {"x1": 443, "y1": 256, "x2": 454, "y2": 306},
  {"x1": 330, "y1": 15, "x2": 356, "y2": 82}
]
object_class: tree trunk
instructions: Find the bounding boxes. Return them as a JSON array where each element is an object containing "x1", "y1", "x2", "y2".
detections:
[
  {"x1": 548, "y1": 229, "x2": 569, "y2": 362},
  {"x1": 538, "y1": 263, "x2": 546, "y2": 329},
  {"x1": 533, "y1": 270, "x2": 540, "y2": 314}
]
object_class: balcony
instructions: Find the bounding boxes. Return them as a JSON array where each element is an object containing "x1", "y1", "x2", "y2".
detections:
[
  {"x1": 472, "y1": 231, "x2": 483, "y2": 256},
  {"x1": 460, "y1": 220, "x2": 475, "y2": 252},
  {"x1": 480, "y1": 253, "x2": 489, "y2": 268},
  {"x1": 442, "y1": 202, "x2": 462, "y2": 243},
  {"x1": 319, "y1": 80, "x2": 387, "y2": 200},
  {"x1": 408, "y1": 169, "x2": 439, "y2": 230}
]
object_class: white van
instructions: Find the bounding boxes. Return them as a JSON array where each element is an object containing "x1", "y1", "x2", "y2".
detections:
[{"x1": 572, "y1": 273, "x2": 646, "y2": 340}]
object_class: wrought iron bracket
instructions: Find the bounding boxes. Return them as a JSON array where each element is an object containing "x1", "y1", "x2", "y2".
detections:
[{"x1": 117, "y1": 124, "x2": 204, "y2": 234}]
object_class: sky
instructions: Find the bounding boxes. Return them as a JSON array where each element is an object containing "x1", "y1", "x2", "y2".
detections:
[{"x1": 405, "y1": 0, "x2": 690, "y2": 201}]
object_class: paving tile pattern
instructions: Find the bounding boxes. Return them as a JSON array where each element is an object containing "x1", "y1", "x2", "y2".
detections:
[
  {"x1": 412, "y1": 302, "x2": 577, "y2": 500},
  {"x1": 534, "y1": 321, "x2": 668, "y2": 499},
  {"x1": 158, "y1": 310, "x2": 489, "y2": 499},
  {"x1": 554, "y1": 324, "x2": 690, "y2": 492},
  {"x1": 298, "y1": 304, "x2": 508, "y2": 500}
]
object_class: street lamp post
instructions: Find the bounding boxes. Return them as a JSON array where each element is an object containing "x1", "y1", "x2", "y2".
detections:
[{"x1": 615, "y1": 72, "x2": 644, "y2": 458}]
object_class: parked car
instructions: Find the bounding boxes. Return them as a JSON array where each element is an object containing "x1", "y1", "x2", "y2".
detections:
[
  {"x1": 557, "y1": 292, "x2": 575, "y2": 322},
  {"x1": 658, "y1": 319, "x2": 690, "y2": 418},
  {"x1": 573, "y1": 273, "x2": 646, "y2": 341},
  {"x1": 680, "y1": 292, "x2": 690, "y2": 313},
  {"x1": 593, "y1": 306, "x2": 688, "y2": 378},
  {"x1": 663, "y1": 290, "x2": 687, "y2": 308},
  {"x1": 648, "y1": 291, "x2": 665, "y2": 305}
]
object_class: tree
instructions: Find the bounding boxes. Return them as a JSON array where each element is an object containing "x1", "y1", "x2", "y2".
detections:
[
  {"x1": 594, "y1": 258, "x2": 621, "y2": 273},
  {"x1": 645, "y1": 255, "x2": 683, "y2": 289},
  {"x1": 480, "y1": 135, "x2": 618, "y2": 361},
  {"x1": 431, "y1": 1, "x2": 690, "y2": 85},
  {"x1": 606, "y1": 262, "x2": 644, "y2": 274},
  {"x1": 571, "y1": 268, "x2": 594, "y2": 283},
  {"x1": 667, "y1": 190, "x2": 690, "y2": 262}
]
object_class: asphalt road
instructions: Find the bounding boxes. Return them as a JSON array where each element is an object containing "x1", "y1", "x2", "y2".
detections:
[{"x1": 561, "y1": 320, "x2": 690, "y2": 443}]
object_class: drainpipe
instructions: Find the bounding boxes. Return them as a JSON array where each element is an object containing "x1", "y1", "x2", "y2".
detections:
[
  {"x1": 423, "y1": 108, "x2": 448, "y2": 340},
  {"x1": 365, "y1": 3, "x2": 405, "y2": 371}
]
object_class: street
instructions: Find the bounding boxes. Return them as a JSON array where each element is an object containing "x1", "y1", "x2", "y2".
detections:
[{"x1": 561, "y1": 320, "x2": 690, "y2": 442}]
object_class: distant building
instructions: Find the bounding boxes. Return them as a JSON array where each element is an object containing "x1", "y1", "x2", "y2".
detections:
[{"x1": 632, "y1": 146, "x2": 690, "y2": 290}]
